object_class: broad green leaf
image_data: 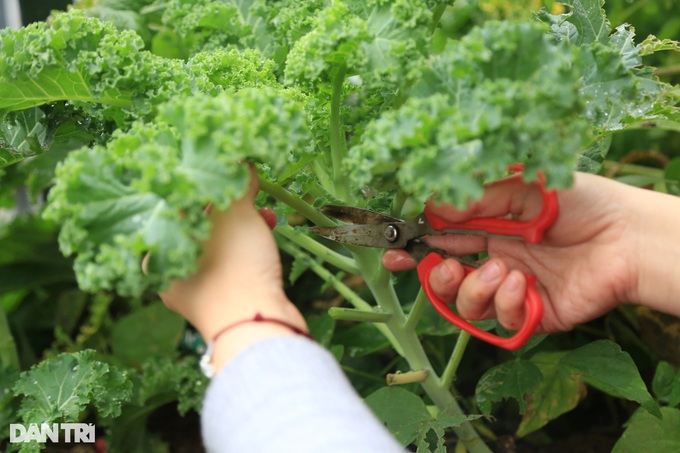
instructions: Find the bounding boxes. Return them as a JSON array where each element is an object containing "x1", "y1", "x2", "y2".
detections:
[
  {"x1": 561, "y1": 340, "x2": 660, "y2": 417},
  {"x1": 517, "y1": 351, "x2": 586, "y2": 437},
  {"x1": 366, "y1": 386, "x2": 482, "y2": 450},
  {"x1": 13, "y1": 350, "x2": 132, "y2": 422},
  {"x1": 478, "y1": 341, "x2": 658, "y2": 435},
  {"x1": 475, "y1": 359, "x2": 543, "y2": 414},
  {"x1": 365, "y1": 386, "x2": 433, "y2": 446},
  {"x1": 110, "y1": 302, "x2": 185, "y2": 365},
  {"x1": 651, "y1": 361, "x2": 680, "y2": 407},
  {"x1": 612, "y1": 407, "x2": 680, "y2": 453}
]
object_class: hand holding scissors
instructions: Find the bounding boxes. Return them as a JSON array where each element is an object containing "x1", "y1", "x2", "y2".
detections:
[{"x1": 312, "y1": 167, "x2": 558, "y2": 350}]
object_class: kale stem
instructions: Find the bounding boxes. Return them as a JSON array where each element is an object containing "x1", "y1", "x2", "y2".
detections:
[
  {"x1": 277, "y1": 225, "x2": 360, "y2": 274},
  {"x1": 404, "y1": 289, "x2": 428, "y2": 331},
  {"x1": 277, "y1": 240, "x2": 404, "y2": 355},
  {"x1": 330, "y1": 65, "x2": 350, "y2": 201},
  {"x1": 0, "y1": 305, "x2": 20, "y2": 369},
  {"x1": 440, "y1": 331, "x2": 471, "y2": 390},
  {"x1": 352, "y1": 251, "x2": 491, "y2": 453},
  {"x1": 258, "y1": 176, "x2": 335, "y2": 227},
  {"x1": 390, "y1": 190, "x2": 407, "y2": 218}
]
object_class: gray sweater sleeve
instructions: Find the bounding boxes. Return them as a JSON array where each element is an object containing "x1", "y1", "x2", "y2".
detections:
[{"x1": 201, "y1": 336, "x2": 404, "y2": 453}]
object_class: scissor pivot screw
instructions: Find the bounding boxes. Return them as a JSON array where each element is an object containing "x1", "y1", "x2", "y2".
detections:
[{"x1": 384, "y1": 224, "x2": 399, "y2": 243}]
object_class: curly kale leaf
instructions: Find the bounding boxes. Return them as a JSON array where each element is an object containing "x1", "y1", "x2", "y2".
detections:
[
  {"x1": 284, "y1": 0, "x2": 431, "y2": 89},
  {"x1": 106, "y1": 355, "x2": 208, "y2": 453},
  {"x1": 0, "y1": 11, "x2": 279, "y2": 126},
  {"x1": 71, "y1": 0, "x2": 159, "y2": 45},
  {"x1": 13, "y1": 350, "x2": 132, "y2": 423},
  {"x1": 154, "y1": 0, "x2": 253, "y2": 57},
  {"x1": 44, "y1": 88, "x2": 311, "y2": 296},
  {"x1": 346, "y1": 21, "x2": 589, "y2": 207},
  {"x1": 0, "y1": 108, "x2": 49, "y2": 169},
  {"x1": 538, "y1": 0, "x2": 673, "y2": 132},
  {"x1": 0, "y1": 11, "x2": 189, "y2": 123}
]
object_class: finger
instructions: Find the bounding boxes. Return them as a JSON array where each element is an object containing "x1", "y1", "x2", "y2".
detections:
[
  {"x1": 493, "y1": 270, "x2": 527, "y2": 331},
  {"x1": 423, "y1": 234, "x2": 487, "y2": 256},
  {"x1": 382, "y1": 249, "x2": 417, "y2": 271},
  {"x1": 426, "y1": 174, "x2": 545, "y2": 223},
  {"x1": 456, "y1": 258, "x2": 508, "y2": 320},
  {"x1": 259, "y1": 207, "x2": 277, "y2": 230},
  {"x1": 428, "y1": 259, "x2": 466, "y2": 303}
]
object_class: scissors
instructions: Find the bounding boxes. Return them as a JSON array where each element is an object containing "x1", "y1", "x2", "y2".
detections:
[{"x1": 310, "y1": 168, "x2": 558, "y2": 350}]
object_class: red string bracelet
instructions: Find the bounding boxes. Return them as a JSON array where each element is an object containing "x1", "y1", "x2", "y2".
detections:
[{"x1": 200, "y1": 312, "x2": 313, "y2": 378}]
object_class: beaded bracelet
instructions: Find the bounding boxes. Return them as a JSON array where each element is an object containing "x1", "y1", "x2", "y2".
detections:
[{"x1": 199, "y1": 312, "x2": 313, "y2": 378}]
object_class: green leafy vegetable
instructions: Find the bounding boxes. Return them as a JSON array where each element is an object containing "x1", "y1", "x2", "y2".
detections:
[
  {"x1": 475, "y1": 358, "x2": 544, "y2": 414},
  {"x1": 13, "y1": 350, "x2": 132, "y2": 422},
  {"x1": 110, "y1": 302, "x2": 185, "y2": 365},
  {"x1": 477, "y1": 340, "x2": 659, "y2": 437},
  {"x1": 612, "y1": 407, "x2": 680, "y2": 453},
  {"x1": 45, "y1": 88, "x2": 310, "y2": 295},
  {"x1": 365, "y1": 386, "x2": 481, "y2": 450},
  {"x1": 1, "y1": 1, "x2": 679, "y2": 450}
]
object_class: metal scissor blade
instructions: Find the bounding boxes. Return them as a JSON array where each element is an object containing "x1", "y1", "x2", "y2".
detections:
[
  {"x1": 320, "y1": 205, "x2": 403, "y2": 225},
  {"x1": 310, "y1": 224, "x2": 403, "y2": 248},
  {"x1": 311, "y1": 216, "x2": 431, "y2": 249}
]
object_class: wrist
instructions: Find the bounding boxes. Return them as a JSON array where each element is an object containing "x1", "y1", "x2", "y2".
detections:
[
  {"x1": 202, "y1": 319, "x2": 308, "y2": 377},
  {"x1": 630, "y1": 189, "x2": 680, "y2": 316},
  {"x1": 188, "y1": 282, "x2": 297, "y2": 338},
  {"x1": 190, "y1": 290, "x2": 309, "y2": 376}
]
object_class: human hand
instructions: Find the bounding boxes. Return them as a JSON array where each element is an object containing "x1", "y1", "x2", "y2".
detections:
[
  {"x1": 157, "y1": 166, "x2": 307, "y2": 370},
  {"x1": 384, "y1": 172, "x2": 655, "y2": 333}
]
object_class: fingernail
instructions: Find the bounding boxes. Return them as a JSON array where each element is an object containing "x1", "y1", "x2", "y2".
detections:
[
  {"x1": 504, "y1": 273, "x2": 521, "y2": 293},
  {"x1": 435, "y1": 262, "x2": 453, "y2": 282},
  {"x1": 480, "y1": 261, "x2": 502, "y2": 282}
]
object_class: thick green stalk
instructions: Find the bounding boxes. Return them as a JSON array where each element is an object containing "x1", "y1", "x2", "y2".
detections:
[
  {"x1": 352, "y1": 251, "x2": 490, "y2": 453},
  {"x1": 329, "y1": 307, "x2": 393, "y2": 323},
  {"x1": 277, "y1": 225, "x2": 360, "y2": 274},
  {"x1": 329, "y1": 65, "x2": 350, "y2": 201},
  {"x1": 278, "y1": 240, "x2": 403, "y2": 355},
  {"x1": 258, "y1": 177, "x2": 335, "y2": 227},
  {"x1": 0, "y1": 305, "x2": 19, "y2": 369}
]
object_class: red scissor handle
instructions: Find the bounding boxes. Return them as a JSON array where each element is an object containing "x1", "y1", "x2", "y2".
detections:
[
  {"x1": 417, "y1": 253, "x2": 544, "y2": 350},
  {"x1": 423, "y1": 168, "x2": 559, "y2": 244}
]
